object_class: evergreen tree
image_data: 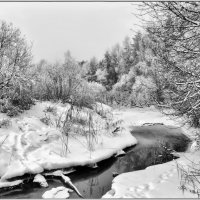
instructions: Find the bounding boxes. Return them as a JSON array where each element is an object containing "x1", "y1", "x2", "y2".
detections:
[
  {"x1": 103, "y1": 51, "x2": 118, "y2": 90},
  {"x1": 86, "y1": 57, "x2": 98, "y2": 82}
]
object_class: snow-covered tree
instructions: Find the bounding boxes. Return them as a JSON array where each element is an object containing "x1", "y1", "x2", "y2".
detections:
[
  {"x1": 0, "y1": 21, "x2": 32, "y2": 97},
  {"x1": 142, "y1": 2, "x2": 200, "y2": 126},
  {"x1": 85, "y1": 57, "x2": 98, "y2": 82},
  {"x1": 0, "y1": 21, "x2": 33, "y2": 114}
]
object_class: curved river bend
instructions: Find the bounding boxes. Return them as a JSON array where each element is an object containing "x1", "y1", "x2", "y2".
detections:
[{"x1": 0, "y1": 125, "x2": 190, "y2": 199}]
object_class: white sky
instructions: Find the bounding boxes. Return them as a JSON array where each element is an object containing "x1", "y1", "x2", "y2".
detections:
[{"x1": 0, "y1": 2, "x2": 141, "y2": 63}]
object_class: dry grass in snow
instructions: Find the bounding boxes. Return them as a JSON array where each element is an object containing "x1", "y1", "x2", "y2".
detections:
[{"x1": 0, "y1": 101, "x2": 137, "y2": 187}]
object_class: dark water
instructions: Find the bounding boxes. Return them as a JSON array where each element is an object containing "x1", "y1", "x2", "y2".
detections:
[{"x1": 0, "y1": 125, "x2": 191, "y2": 199}]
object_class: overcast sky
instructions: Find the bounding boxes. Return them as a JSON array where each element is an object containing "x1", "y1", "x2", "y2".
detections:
[{"x1": 0, "y1": 2, "x2": 141, "y2": 63}]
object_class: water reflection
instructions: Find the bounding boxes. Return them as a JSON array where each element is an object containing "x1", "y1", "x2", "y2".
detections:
[{"x1": 69, "y1": 125, "x2": 190, "y2": 199}]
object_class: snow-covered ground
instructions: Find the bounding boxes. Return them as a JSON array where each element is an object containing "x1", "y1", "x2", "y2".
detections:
[
  {"x1": 0, "y1": 101, "x2": 136, "y2": 188},
  {"x1": 113, "y1": 106, "x2": 175, "y2": 127},
  {"x1": 103, "y1": 152, "x2": 200, "y2": 198},
  {"x1": 103, "y1": 107, "x2": 200, "y2": 198},
  {"x1": 1, "y1": 103, "x2": 199, "y2": 198}
]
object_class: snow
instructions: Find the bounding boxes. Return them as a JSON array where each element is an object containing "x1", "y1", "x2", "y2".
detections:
[
  {"x1": 33, "y1": 174, "x2": 48, "y2": 187},
  {"x1": 42, "y1": 186, "x2": 73, "y2": 198},
  {"x1": 190, "y1": 140, "x2": 198, "y2": 152},
  {"x1": 43, "y1": 170, "x2": 82, "y2": 198},
  {"x1": 103, "y1": 107, "x2": 200, "y2": 198},
  {"x1": 1, "y1": 102, "x2": 198, "y2": 198},
  {"x1": 0, "y1": 180, "x2": 23, "y2": 189},
  {"x1": 44, "y1": 169, "x2": 75, "y2": 176},
  {"x1": 59, "y1": 173, "x2": 83, "y2": 197},
  {"x1": 103, "y1": 152, "x2": 200, "y2": 198},
  {"x1": 114, "y1": 149, "x2": 126, "y2": 157},
  {"x1": 0, "y1": 101, "x2": 137, "y2": 187},
  {"x1": 113, "y1": 107, "x2": 177, "y2": 128}
]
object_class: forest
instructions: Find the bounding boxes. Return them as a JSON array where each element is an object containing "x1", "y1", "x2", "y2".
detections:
[
  {"x1": 1, "y1": 2, "x2": 200, "y2": 127},
  {"x1": 0, "y1": 2, "x2": 200, "y2": 199}
]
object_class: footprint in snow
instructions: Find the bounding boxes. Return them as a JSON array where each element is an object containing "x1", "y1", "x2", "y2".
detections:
[
  {"x1": 128, "y1": 182, "x2": 155, "y2": 198},
  {"x1": 42, "y1": 186, "x2": 73, "y2": 198},
  {"x1": 158, "y1": 169, "x2": 176, "y2": 183}
]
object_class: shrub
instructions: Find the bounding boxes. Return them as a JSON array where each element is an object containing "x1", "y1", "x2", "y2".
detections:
[
  {"x1": 0, "y1": 93, "x2": 33, "y2": 117},
  {"x1": 129, "y1": 76, "x2": 157, "y2": 107},
  {"x1": 40, "y1": 115, "x2": 52, "y2": 126},
  {"x1": 11, "y1": 92, "x2": 34, "y2": 111},
  {"x1": 110, "y1": 90, "x2": 131, "y2": 106},
  {"x1": 0, "y1": 81, "x2": 34, "y2": 117},
  {"x1": 44, "y1": 106, "x2": 57, "y2": 115},
  {"x1": 0, "y1": 119, "x2": 11, "y2": 128},
  {"x1": 134, "y1": 62, "x2": 149, "y2": 77},
  {"x1": 31, "y1": 55, "x2": 98, "y2": 110},
  {"x1": 177, "y1": 160, "x2": 200, "y2": 197},
  {"x1": 72, "y1": 92, "x2": 94, "y2": 109},
  {"x1": 6, "y1": 106, "x2": 22, "y2": 117},
  {"x1": 1, "y1": 101, "x2": 22, "y2": 117},
  {"x1": 67, "y1": 80, "x2": 96, "y2": 109},
  {"x1": 72, "y1": 116, "x2": 87, "y2": 126},
  {"x1": 31, "y1": 53, "x2": 83, "y2": 102},
  {"x1": 86, "y1": 82, "x2": 106, "y2": 102}
]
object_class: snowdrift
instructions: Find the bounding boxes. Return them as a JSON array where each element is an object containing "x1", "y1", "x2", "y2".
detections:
[
  {"x1": 103, "y1": 107, "x2": 199, "y2": 198},
  {"x1": 0, "y1": 101, "x2": 137, "y2": 187}
]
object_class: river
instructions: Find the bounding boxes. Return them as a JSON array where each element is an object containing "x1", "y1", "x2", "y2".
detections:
[{"x1": 0, "y1": 125, "x2": 190, "y2": 199}]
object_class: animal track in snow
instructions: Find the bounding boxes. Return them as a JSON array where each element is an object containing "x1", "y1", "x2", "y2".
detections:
[
  {"x1": 127, "y1": 182, "x2": 155, "y2": 198},
  {"x1": 157, "y1": 168, "x2": 176, "y2": 183}
]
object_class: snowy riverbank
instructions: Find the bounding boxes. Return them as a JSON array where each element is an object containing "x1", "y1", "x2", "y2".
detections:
[
  {"x1": 1, "y1": 104, "x2": 198, "y2": 198},
  {"x1": 103, "y1": 107, "x2": 199, "y2": 198},
  {"x1": 0, "y1": 101, "x2": 137, "y2": 188}
]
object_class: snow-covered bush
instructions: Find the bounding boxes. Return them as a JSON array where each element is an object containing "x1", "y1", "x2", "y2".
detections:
[
  {"x1": 31, "y1": 52, "x2": 82, "y2": 101},
  {"x1": 72, "y1": 91, "x2": 94, "y2": 109},
  {"x1": 0, "y1": 21, "x2": 34, "y2": 116},
  {"x1": 85, "y1": 81, "x2": 106, "y2": 102},
  {"x1": 31, "y1": 55, "x2": 98, "y2": 109},
  {"x1": 129, "y1": 76, "x2": 157, "y2": 106},
  {"x1": 93, "y1": 102, "x2": 112, "y2": 119},
  {"x1": 40, "y1": 115, "x2": 52, "y2": 126},
  {"x1": 113, "y1": 68, "x2": 136, "y2": 92},
  {"x1": 10, "y1": 87, "x2": 34, "y2": 111},
  {"x1": 70, "y1": 80, "x2": 95, "y2": 109},
  {"x1": 112, "y1": 74, "x2": 128, "y2": 92},
  {"x1": 0, "y1": 119, "x2": 11, "y2": 128},
  {"x1": 134, "y1": 61, "x2": 151, "y2": 77},
  {"x1": 44, "y1": 106, "x2": 57, "y2": 116},
  {"x1": 95, "y1": 68, "x2": 107, "y2": 85},
  {"x1": 110, "y1": 68, "x2": 136, "y2": 106},
  {"x1": 1, "y1": 101, "x2": 22, "y2": 117},
  {"x1": 0, "y1": 90, "x2": 34, "y2": 117},
  {"x1": 72, "y1": 115, "x2": 87, "y2": 126}
]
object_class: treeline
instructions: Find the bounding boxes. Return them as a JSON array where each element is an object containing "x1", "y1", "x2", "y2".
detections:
[
  {"x1": 30, "y1": 51, "x2": 106, "y2": 109},
  {"x1": 1, "y1": 2, "x2": 200, "y2": 128},
  {"x1": 141, "y1": 2, "x2": 200, "y2": 127},
  {"x1": 0, "y1": 21, "x2": 106, "y2": 116},
  {"x1": 84, "y1": 2, "x2": 200, "y2": 127},
  {"x1": 83, "y1": 33, "x2": 163, "y2": 107},
  {"x1": 0, "y1": 19, "x2": 161, "y2": 118}
]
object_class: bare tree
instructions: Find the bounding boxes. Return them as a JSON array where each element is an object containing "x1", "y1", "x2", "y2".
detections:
[{"x1": 140, "y1": 2, "x2": 200, "y2": 126}]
